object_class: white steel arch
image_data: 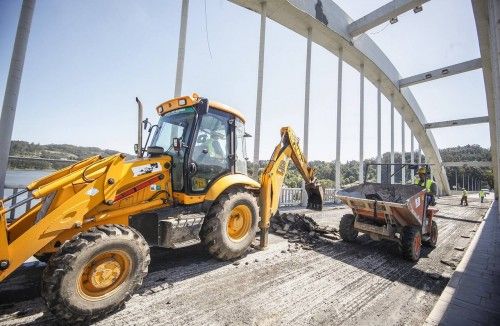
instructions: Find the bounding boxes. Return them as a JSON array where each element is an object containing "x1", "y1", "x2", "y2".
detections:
[{"x1": 231, "y1": 0, "x2": 451, "y2": 195}]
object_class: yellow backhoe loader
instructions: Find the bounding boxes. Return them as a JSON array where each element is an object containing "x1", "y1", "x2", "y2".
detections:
[{"x1": 0, "y1": 94, "x2": 323, "y2": 322}]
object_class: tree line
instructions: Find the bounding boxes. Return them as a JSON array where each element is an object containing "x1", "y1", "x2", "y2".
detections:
[
  {"x1": 249, "y1": 144, "x2": 493, "y2": 189},
  {"x1": 9, "y1": 141, "x2": 493, "y2": 189}
]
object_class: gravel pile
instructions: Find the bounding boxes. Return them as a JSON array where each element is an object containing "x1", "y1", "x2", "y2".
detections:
[{"x1": 270, "y1": 213, "x2": 340, "y2": 250}]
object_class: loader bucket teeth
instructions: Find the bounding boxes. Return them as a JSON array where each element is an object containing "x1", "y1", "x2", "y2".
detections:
[{"x1": 305, "y1": 183, "x2": 323, "y2": 211}]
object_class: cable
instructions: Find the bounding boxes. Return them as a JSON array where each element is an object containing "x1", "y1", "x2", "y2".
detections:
[
  {"x1": 204, "y1": 0, "x2": 213, "y2": 61},
  {"x1": 369, "y1": 22, "x2": 390, "y2": 35}
]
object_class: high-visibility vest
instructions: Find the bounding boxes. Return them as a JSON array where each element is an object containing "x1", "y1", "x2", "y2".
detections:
[
  {"x1": 479, "y1": 190, "x2": 485, "y2": 197},
  {"x1": 462, "y1": 189, "x2": 468, "y2": 196},
  {"x1": 414, "y1": 176, "x2": 433, "y2": 193}
]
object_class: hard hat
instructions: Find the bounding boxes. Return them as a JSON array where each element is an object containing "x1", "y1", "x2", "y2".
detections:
[{"x1": 417, "y1": 167, "x2": 426, "y2": 174}]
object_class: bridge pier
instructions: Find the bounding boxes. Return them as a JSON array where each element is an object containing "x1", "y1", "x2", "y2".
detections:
[
  {"x1": 401, "y1": 117, "x2": 406, "y2": 184},
  {"x1": 335, "y1": 47, "x2": 343, "y2": 191},
  {"x1": 301, "y1": 27, "x2": 312, "y2": 206},
  {"x1": 390, "y1": 94, "x2": 395, "y2": 184},
  {"x1": 174, "y1": 0, "x2": 189, "y2": 97},
  {"x1": 0, "y1": 0, "x2": 36, "y2": 198},
  {"x1": 253, "y1": 1, "x2": 266, "y2": 170},
  {"x1": 410, "y1": 132, "x2": 415, "y2": 183},
  {"x1": 376, "y1": 81, "x2": 382, "y2": 183},
  {"x1": 359, "y1": 64, "x2": 365, "y2": 183}
]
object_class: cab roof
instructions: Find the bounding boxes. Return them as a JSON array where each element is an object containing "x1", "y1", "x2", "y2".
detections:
[{"x1": 156, "y1": 93, "x2": 246, "y2": 123}]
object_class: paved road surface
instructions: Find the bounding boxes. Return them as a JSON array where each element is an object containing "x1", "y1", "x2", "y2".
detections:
[{"x1": 0, "y1": 195, "x2": 492, "y2": 325}]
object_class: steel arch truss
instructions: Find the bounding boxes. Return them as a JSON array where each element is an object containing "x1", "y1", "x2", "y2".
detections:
[{"x1": 230, "y1": 0, "x2": 451, "y2": 194}]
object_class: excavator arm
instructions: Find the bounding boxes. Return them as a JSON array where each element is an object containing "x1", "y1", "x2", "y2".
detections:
[{"x1": 259, "y1": 127, "x2": 323, "y2": 248}]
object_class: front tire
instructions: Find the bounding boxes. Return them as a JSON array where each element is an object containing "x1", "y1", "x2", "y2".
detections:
[
  {"x1": 339, "y1": 214, "x2": 358, "y2": 242},
  {"x1": 41, "y1": 225, "x2": 150, "y2": 323},
  {"x1": 401, "y1": 226, "x2": 422, "y2": 262},
  {"x1": 201, "y1": 190, "x2": 258, "y2": 260}
]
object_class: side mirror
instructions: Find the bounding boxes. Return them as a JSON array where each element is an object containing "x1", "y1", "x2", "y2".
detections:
[
  {"x1": 134, "y1": 144, "x2": 139, "y2": 154},
  {"x1": 173, "y1": 138, "x2": 181, "y2": 152}
]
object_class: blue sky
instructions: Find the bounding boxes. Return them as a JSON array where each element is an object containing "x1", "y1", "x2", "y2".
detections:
[{"x1": 0, "y1": 0, "x2": 489, "y2": 162}]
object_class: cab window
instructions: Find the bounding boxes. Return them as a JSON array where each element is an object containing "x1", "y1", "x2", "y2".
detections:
[
  {"x1": 235, "y1": 119, "x2": 247, "y2": 174},
  {"x1": 190, "y1": 110, "x2": 231, "y2": 192}
]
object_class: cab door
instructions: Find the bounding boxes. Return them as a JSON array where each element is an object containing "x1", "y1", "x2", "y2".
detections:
[{"x1": 188, "y1": 109, "x2": 232, "y2": 193}]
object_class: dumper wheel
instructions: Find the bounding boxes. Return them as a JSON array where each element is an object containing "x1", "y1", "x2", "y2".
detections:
[
  {"x1": 339, "y1": 214, "x2": 358, "y2": 242},
  {"x1": 201, "y1": 190, "x2": 258, "y2": 260},
  {"x1": 41, "y1": 225, "x2": 150, "y2": 323},
  {"x1": 401, "y1": 226, "x2": 422, "y2": 262},
  {"x1": 423, "y1": 221, "x2": 438, "y2": 248}
]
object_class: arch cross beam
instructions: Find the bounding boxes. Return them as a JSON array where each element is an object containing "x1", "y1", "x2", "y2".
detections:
[{"x1": 230, "y1": 0, "x2": 451, "y2": 194}]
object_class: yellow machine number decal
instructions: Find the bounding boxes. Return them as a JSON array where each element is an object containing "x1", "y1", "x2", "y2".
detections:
[{"x1": 192, "y1": 177, "x2": 207, "y2": 191}]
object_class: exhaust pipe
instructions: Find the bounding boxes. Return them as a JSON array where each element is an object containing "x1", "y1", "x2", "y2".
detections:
[{"x1": 136, "y1": 97, "x2": 143, "y2": 158}]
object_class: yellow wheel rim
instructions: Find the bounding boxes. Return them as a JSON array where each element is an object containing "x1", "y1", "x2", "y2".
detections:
[
  {"x1": 77, "y1": 250, "x2": 131, "y2": 301},
  {"x1": 227, "y1": 204, "x2": 252, "y2": 241}
]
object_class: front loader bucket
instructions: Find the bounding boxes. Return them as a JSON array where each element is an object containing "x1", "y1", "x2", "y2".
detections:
[{"x1": 305, "y1": 183, "x2": 323, "y2": 210}]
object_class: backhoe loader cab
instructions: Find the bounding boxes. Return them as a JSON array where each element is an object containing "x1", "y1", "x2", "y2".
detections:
[
  {"x1": 148, "y1": 94, "x2": 250, "y2": 196},
  {"x1": 0, "y1": 94, "x2": 322, "y2": 323}
]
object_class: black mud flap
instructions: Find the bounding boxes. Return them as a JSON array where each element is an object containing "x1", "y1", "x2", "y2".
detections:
[
  {"x1": 129, "y1": 213, "x2": 159, "y2": 245},
  {"x1": 306, "y1": 182, "x2": 324, "y2": 211}
]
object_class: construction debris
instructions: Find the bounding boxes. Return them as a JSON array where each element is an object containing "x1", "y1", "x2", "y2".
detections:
[{"x1": 270, "y1": 213, "x2": 340, "y2": 248}]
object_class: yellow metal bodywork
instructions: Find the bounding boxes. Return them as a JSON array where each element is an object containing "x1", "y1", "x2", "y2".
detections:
[
  {"x1": 205, "y1": 174, "x2": 260, "y2": 201},
  {"x1": 0, "y1": 154, "x2": 172, "y2": 281},
  {"x1": 258, "y1": 127, "x2": 323, "y2": 248},
  {"x1": 156, "y1": 93, "x2": 246, "y2": 122},
  {"x1": 0, "y1": 160, "x2": 260, "y2": 282},
  {"x1": 77, "y1": 249, "x2": 132, "y2": 300},
  {"x1": 171, "y1": 174, "x2": 260, "y2": 205},
  {"x1": 0, "y1": 94, "x2": 317, "y2": 285},
  {"x1": 227, "y1": 205, "x2": 252, "y2": 241}
]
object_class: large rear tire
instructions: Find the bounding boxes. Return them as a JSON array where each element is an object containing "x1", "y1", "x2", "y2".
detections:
[
  {"x1": 41, "y1": 225, "x2": 150, "y2": 323},
  {"x1": 201, "y1": 190, "x2": 258, "y2": 260},
  {"x1": 401, "y1": 226, "x2": 422, "y2": 262},
  {"x1": 339, "y1": 214, "x2": 358, "y2": 242}
]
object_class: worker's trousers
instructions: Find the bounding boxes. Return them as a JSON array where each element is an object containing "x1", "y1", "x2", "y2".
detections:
[{"x1": 461, "y1": 196, "x2": 468, "y2": 206}]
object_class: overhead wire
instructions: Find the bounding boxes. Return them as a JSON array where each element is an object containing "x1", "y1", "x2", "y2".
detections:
[
  {"x1": 369, "y1": 22, "x2": 390, "y2": 35},
  {"x1": 204, "y1": 0, "x2": 213, "y2": 62}
]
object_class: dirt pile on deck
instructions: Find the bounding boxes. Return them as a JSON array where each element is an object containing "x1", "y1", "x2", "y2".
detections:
[{"x1": 270, "y1": 213, "x2": 340, "y2": 249}]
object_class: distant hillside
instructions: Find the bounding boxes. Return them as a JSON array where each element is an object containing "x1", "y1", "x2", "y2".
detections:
[
  {"x1": 8, "y1": 141, "x2": 122, "y2": 170},
  {"x1": 8, "y1": 141, "x2": 494, "y2": 189},
  {"x1": 440, "y1": 144, "x2": 491, "y2": 162}
]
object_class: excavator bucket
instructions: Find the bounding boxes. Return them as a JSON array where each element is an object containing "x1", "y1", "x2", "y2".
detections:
[{"x1": 305, "y1": 182, "x2": 324, "y2": 210}]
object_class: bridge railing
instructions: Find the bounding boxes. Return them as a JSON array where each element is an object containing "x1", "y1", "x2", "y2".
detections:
[
  {"x1": 2, "y1": 185, "x2": 339, "y2": 221},
  {"x1": 3, "y1": 184, "x2": 38, "y2": 221},
  {"x1": 279, "y1": 187, "x2": 302, "y2": 207},
  {"x1": 279, "y1": 187, "x2": 337, "y2": 207}
]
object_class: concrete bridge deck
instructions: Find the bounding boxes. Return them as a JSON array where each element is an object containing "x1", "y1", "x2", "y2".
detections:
[{"x1": 0, "y1": 194, "x2": 495, "y2": 325}]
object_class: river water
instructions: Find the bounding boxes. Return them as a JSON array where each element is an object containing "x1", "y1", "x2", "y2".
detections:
[{"x1": 5, "y1": 170, "x2": 53, "y2": 187}]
